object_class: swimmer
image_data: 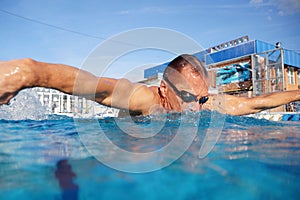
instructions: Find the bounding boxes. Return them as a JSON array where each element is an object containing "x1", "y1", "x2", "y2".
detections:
[{"x1": 0, "y1": 55, "x2": 299, "y2": 116}]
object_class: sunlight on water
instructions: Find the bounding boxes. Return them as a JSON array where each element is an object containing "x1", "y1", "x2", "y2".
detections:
[{"x1": 0, "y1": 89, "x2": 48, "y2": 120}]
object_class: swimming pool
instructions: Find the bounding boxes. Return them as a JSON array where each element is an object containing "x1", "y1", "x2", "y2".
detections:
[{"x1": 0, "y1": 109, "x2": 299, "y2": 200}]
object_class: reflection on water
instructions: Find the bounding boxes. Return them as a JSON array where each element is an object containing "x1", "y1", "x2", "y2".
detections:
[
  {"x1": 55, "y1": 160, "x2": 79, "y2": 200},
  {"x1": 222, "y1": 124, "x2": 300, "y2": 166}
]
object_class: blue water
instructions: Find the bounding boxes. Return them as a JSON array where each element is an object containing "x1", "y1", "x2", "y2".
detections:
[{"x1": 0, "y1": 112, "x2": 300, "y2": 200}]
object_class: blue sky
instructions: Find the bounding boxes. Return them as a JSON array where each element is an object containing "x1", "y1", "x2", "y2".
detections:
[{"x1": 1, "y1": 0, "x2": 300, "y2": 80}]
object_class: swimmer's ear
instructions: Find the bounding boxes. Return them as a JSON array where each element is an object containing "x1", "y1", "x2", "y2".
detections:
[{"x1": 159, "y1": 80, "x2": 168, "y2": 97}]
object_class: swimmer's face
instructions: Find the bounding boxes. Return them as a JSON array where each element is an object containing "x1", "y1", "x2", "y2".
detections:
[{"x1": 163, "y1": 64, "x2": 209, "y2": 112}]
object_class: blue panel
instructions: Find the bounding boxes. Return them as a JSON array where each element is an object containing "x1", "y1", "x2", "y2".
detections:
[
  {"x1": 193, "y1": 50, "x2": 209, "y2": 63},
  {"x1": 144, "y1": 63, "x2": 169, "y2": 78},
  {"x1": 256, "y1": 40, "x2": 300, "y2": 69},
  {"x1": 284, "y1": 49, "x2": 300, "y2": 69},
  {"x1": 255, "y1": 40, "x2": 276, "y2": 53},
  {"x1": 206, "y1": 41, "x2": 255, "y2": 65}
]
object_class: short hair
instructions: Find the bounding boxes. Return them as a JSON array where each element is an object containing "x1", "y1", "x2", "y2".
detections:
[{"x1": 163, "y1": 54, "x2": 208, "y2": 79}]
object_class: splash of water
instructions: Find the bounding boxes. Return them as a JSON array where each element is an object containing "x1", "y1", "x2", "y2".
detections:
[{"x1": 0, "y1": 88, "x2": 48, "y2": 120}]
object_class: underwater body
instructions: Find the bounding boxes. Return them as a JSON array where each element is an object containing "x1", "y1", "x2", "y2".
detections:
[{"x1": 0, "y1": 91, "x2": 300, "y2": 200}]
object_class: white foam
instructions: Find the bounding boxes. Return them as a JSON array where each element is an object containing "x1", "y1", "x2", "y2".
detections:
[{"x1": 0, "y1": 88, "x2": 48, "y2": 120}]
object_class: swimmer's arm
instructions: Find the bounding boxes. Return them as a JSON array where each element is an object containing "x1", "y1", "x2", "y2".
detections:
[
  {"x1": 0, "y1": 58, "x2": 113, "y2": 103},
  {"x1": 219, "y1": 90, "x2": 300, "y2": 115},
  {"x1": 0, "y1": 58, "x2": 156, "y2": 113}
]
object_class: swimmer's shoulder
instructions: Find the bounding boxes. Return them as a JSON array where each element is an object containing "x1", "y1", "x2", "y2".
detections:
[{"x1": 126, "y1": 84, "x2": 160, "y2": 115}]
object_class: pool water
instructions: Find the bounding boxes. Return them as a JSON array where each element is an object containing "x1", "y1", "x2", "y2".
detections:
[{"x1": 0, "y1": 112, "x2": 299, "y2": 200}]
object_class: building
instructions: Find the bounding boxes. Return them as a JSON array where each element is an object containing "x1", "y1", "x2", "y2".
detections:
[
  {"x1": 34, "y1": 87, "x2": 119, "y2": 118},
  {"x1": 143, "y1": 36, "x2": 300, "y2": 113}
]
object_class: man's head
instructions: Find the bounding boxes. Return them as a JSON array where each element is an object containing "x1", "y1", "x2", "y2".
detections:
[
  {"x1": 164, "y1": 54, "x2": 208, "y2": 79},
  {"x1": 160, "y1": 54, "x2": 209, "y2": 112}
]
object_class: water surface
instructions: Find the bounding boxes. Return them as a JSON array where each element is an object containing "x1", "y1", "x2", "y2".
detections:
[{"x1": 0, "y1": 112, "x2": 299, "y2": 200}]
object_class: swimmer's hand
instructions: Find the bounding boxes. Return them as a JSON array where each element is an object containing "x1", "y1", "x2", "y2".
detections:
[{"x1": 0, "y1": 59, "x2": 37, "y2": 105}]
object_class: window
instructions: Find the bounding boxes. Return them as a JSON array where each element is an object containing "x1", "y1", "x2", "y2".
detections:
[{"x1": 287, "y1": 67, "x2": 295, "y2": 84}]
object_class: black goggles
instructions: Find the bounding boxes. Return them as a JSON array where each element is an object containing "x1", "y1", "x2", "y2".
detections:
[{"x1": 163, "y1": 76, "x2": 209, "y2": 104}]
